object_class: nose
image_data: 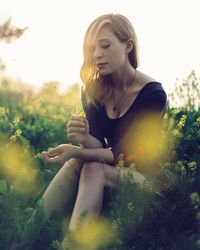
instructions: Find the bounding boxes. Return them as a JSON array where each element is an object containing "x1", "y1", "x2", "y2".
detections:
[{"x1": 94, "y1": 47, "x2": 103, "y2": 61}]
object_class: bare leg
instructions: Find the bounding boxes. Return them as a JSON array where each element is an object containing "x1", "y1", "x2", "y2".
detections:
[
  {"x1": 68, "y1": 162, "x2": 105, "y2": 231},
  {"x1": 68, "y1": 161, "x2": 145, "y2": 231},
  {"x1": 60, "y1": 161, "x2": 145, "y2": 249},
  {"x1": 42, "y1": 158, "x2": 84, "y2": 218}
]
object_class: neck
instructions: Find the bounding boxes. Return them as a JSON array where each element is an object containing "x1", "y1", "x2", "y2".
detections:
[{"x1": 111, "y1": 66, "x2": 136, "y2": 91}]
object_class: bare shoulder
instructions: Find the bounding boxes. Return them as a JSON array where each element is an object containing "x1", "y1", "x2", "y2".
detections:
[{"x1": 136, "y1": 70, "x2": 156, "y2": 86}]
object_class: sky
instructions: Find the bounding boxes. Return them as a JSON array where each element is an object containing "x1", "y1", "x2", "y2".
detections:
[{"x1": 0, "y1": 0, "x2": 200, "y2": 94}]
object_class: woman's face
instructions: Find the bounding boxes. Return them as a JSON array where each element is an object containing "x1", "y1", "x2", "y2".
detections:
[{"x1": 90, "y1": 27, "x2": 128, "y2": 76}]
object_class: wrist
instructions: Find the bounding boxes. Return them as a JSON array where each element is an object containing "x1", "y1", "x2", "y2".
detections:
[
  {"x1": 80, "y1": 135, "x2": 103, "y2": 148},
  {"x1": 80, "y1": 134, "x2": 92, "y2": 147},
  {"x1": 72, "y1": 145, "x2": 82, "y2": 158}
]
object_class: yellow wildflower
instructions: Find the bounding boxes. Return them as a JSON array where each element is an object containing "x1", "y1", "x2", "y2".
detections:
[
  {"x1": 10, "y1": 135, "x2": 17, "y2": 142},
  {"x1": 195, "y1": 117, "x2": 200, "y2": 126},
  {"x1": 188, "y1": 161, "x2": 197, "y2": 171},
  {"x1": 10, "y1": 129, "x2": 22, "y2": 142},
  {"x1": 13, "y1": 116, "x2": 20, "y2": 125},
  {"x1": 0, "y1": 106, "x2": 6, "y2": 114},
  {"x1": 0, "y1": 143, "x2": 37, "y2": 193},
  {"x1": 177, "y1": 114, "x2": 187, "y2": 129},
  {"x1": 70, "y1": 218, "x2": 117, "y2": 250},
  {"x1": 79, "y1": 111, "x2": 86, "y2": 118},
  {"x1": 15, "y1": 129, "x2": 22, "y2": 137},
  {"x1": 180, "y1": 166, "x2": 186, "y2": 173}
]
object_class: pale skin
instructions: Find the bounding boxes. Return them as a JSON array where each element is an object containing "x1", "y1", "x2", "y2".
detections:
[{"x1": 41, "y1": 25, "x2": 154, "y2": 248}]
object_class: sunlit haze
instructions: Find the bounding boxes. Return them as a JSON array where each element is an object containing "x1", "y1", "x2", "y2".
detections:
[{"x1": 0, "y1": 0, "x2": 200, "y2": 93}]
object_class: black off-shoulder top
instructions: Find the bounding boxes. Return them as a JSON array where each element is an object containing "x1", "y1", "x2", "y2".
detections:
[{"x1": 81, "y1": 82, "x2": 167, "y2": 173}]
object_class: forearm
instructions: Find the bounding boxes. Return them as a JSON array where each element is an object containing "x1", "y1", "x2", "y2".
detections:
[
  {"x1": 80, "y1": 134, "x2": 103, "y2": 149},
  {"x1": 74, "y1": 146, "x2": 114, "y2": 164}
]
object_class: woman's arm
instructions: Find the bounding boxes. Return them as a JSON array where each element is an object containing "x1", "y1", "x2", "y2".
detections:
[
  {"x1": 80, "y1": 134, "x2": 104, "y2": 148},
  {"x1": 42, "y1": 144, "x2": 114, "y2": 167},
  {"x1": 66, "y1": 114, "x2": 104, "y2": 149},
  {"x1": 80, "y1": 87, "x2": 107, "y2": 148},
  {"x1": 76, "y1": 145, "x2": 114, "y2": 163}
]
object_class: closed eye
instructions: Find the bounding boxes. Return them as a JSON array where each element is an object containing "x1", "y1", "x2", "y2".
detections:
[{"x1": 101, "y1": 44, "x2": 110, "y2": 49}]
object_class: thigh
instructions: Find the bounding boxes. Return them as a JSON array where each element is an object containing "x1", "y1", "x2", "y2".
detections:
[
  {"x1": 102, "y1": 164, "x2": 145, "y2": 189},
  {"x1": 42, "y1": 158, "x2": 84, "y2": 218}
]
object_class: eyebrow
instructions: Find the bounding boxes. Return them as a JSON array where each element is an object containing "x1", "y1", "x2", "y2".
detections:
[
  {"x1": 88, "y1": 39, "x2": 110, "y2": 51},
  {"x1": 98, "y1": 39, "x2": 110, "y2": 43}
]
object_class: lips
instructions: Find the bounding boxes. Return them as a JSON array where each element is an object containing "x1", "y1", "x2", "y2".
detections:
[{"x1": 97, "y1": 63, "x2": 108, "y2": 68}]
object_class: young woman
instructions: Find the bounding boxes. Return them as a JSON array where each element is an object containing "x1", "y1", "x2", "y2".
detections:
[{"x1": 41, "y1": 13, "x2": 167, "y2": 248}]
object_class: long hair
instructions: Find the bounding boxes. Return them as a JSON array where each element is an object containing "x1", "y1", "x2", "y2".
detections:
[{"x1": 80, "y1": 14, "x2": 140, "y2": 106}]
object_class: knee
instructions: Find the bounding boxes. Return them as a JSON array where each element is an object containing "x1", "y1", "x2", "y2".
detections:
[
  {"x1": 80, "y1": 162, "x2": 105, "y2": 185},
  {"x1": 62, "y1": 158, "x2": 83, "y2": 173}
]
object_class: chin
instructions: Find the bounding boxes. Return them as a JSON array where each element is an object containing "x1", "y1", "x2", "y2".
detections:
[{"x1": 98, "y1": 69, "x2": 112, "y2": 77}]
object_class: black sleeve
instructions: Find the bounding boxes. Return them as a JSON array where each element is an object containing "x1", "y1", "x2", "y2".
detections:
[
  {"x1": 111, "y1": 90, "x2": 167, "y2": 173},
  {"x1": 81, "y1": 88, "x2": 106, "y2": 147}
]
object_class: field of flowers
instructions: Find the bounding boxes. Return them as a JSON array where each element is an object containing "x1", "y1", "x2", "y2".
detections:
[{"x1": 0, "y1": 71, "x2": 200, "y2": 250}]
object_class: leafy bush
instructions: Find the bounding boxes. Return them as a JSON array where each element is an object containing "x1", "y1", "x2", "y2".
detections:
[{"x1": 0, "y1": 71, "x2": 200, "y2": 249}]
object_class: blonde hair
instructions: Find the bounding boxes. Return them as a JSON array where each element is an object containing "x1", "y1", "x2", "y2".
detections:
[{"x1": 80, "y1": 13, "x2": 140, "y2": 106}]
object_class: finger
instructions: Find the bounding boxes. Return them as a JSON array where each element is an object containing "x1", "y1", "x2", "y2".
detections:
[
  {"x1": 42, "y1": 151, "x2": 58, "y2": 160},
  {"x1": 84, "y1": 117, "x2": 89, "y2": 125},
  {"x1": 68, "y1": 132, "x2": 81, "y2": 140},
  {"x1": 66, "y1": 121, "x2": 86, "y2": 134},
  {"x1": 41, "y1": 151, "x2": 50, "y2": 166},
  {"x1": 41, "y1": 151, "x2": 49, "y2": 158},
  {"x1": 67, "y1": 127, "x2": 85, "y2": 134},
  {"x1": 47, "y1": 146, "x2": 61, "y2": 156},
  {"x1": 71, "y1": 114, "x2": 85, "y2": 122},
  {"x1": 67, "y1": 120, "x2": 85, "y2": 128},
  {"x1": 43, "y1": 155, "x2": 63, "y2": 166}
]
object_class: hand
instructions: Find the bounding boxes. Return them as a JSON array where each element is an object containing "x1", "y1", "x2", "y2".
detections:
[
  {"x1": 41, "y1": 144, "x2": 78, "y2": 167},
  {"x1": 66, "y1": 113, "x2": 90, "y2": 145}
]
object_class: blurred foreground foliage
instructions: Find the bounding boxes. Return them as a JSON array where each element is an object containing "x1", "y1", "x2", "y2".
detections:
[
  {"x1": 0, "y1": 17, "x2": 27, "y2": 43},
  {"x1": 0, "y1": 71, "x2": 200, "y2": 250}
]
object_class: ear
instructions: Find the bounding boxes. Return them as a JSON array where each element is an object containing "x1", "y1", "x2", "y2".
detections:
[{"x1": 125, "y1": 39, "x2": 134, "y2": 53}]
